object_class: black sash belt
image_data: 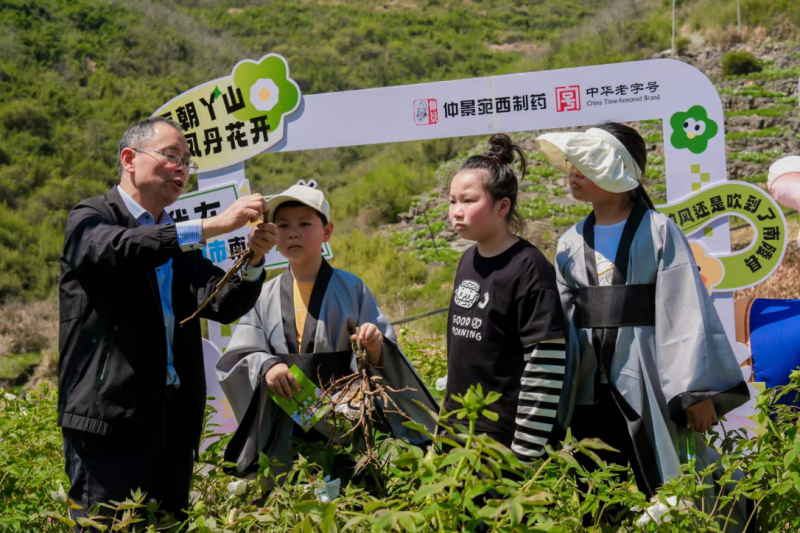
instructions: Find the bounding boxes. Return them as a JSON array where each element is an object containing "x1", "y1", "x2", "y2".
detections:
[
  {"x1": 575, "y1": 284, "x2": 656, "y2": 329},
  {"x1": 223, "y1": 351, "x2": 352, "y2": 477}
]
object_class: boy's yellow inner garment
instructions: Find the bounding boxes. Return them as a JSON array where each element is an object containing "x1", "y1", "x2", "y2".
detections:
[{"x1": 293, "y1": 279, "x2": 315, "y2": 350}]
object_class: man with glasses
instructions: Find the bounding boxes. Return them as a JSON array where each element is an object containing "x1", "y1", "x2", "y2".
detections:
[{"x1": 58, "y1": 117, "x2": 274, "y2": 527}]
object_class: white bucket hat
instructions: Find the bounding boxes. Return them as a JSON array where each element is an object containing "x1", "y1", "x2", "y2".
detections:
[
  {"x1": 267, "y1": 184, "x2": 331, "y2": 223},
  {"x1": 535, "y1": 127, "x2": 643, "y2": 193}
]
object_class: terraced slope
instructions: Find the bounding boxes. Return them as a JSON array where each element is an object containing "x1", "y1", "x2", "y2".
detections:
[
  {"x1": 389, "y1": 43, "x2": 800, "y2": 254},
  {"x1": 384, "y1": 41, "x2": 799, "y2": 308}
]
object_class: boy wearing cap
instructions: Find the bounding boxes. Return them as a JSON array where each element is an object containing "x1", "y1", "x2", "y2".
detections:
[{"x1": 216, "y1": 185, "x2": 438, "y2": 478}]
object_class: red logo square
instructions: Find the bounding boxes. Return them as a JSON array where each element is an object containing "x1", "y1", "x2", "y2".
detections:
[{"x1": 555, "y1": 86, "x2": 581, "y2": 112}]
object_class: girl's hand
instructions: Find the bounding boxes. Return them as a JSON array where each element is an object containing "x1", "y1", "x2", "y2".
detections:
[
  {"x1": 358, "y1": 323, "x2": 383, "y2": 366},
  {"x1": 265, "y1": 363, "x2": 301, "y2": 398},
  {"x1": 685, "y1": 398, "x2": 718, "y2": 432}
]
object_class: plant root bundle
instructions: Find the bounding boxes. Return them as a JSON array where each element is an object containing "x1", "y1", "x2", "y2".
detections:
[
  {"x1": 180, "y1": 249, "x2": 254, "y2": 326},
  {"x1": 318, "y1": 327, "x2": 416, "y2": 467}
]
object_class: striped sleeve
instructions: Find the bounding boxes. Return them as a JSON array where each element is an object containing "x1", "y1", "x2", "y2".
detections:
[
  {"x1": 176, "y1": 219, "x2": 204, "y2": 252},
  {"x1": 511, "y1": 339, "x2": 566, "y2": 460}
]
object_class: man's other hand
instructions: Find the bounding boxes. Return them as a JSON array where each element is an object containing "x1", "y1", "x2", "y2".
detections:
[
  {"x1": 248, "y1": 222, "x2": 277, "y2": 265},
  {"x1": 202, "y1": 194, "x2": 266, "y2": 240}
]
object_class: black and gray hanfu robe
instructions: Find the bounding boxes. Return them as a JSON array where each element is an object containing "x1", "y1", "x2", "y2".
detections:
[
  {"x1": 216, "y1": 259, "x2": 438, "y2": 477},
  {"x1": 557, "y1": 200, "x2": 750, "y2": 525}
]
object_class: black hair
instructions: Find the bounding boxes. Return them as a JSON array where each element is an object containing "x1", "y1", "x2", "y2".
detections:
[
  {"x1": 594, "y1": 122, "x2": 656, "y2": 209},
  {"x1": 458, "y1": 133, "x2": 527, "y2": 234},
  {"x1": 118, "y1": 116, "x2": 183, "y2": 176},
  {"x1": 273, "y1": 200, "x2": 328, "y2": 226}
]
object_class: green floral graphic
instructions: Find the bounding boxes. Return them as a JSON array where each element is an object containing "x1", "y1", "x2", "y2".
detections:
[
  {"x1": 231, "y1": 54, "x2": 300, "y2": 131},
  {"x1": 669, "y1": 105, "x2": 719, "y2": 154}
]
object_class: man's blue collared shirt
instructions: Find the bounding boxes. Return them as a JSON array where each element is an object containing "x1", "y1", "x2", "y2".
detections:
[
  {"x1": 117, "y1": 186, "x2": 205, "y2": 387},
  {"x1": 117, "y1": 186, "x2": 264, "y2": 386}
]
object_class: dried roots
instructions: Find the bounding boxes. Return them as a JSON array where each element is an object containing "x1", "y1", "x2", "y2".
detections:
[
  {"x1": 318, "y1": 327, "x2": 416, "y2": 467},
  {"x1": 180, "y1": 249, "x2": 254, "y2": 326}
]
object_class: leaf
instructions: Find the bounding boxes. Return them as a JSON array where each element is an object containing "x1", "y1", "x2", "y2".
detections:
[
  {"x1": 293, "y1": 501, "x2": 330, "y2": 521},
  {"x1": 395, "y1": 511, "x2": 420, "y2": 532},
  {"x1": 576, "y1": 447, "x2": 605, "y2": 468},
  {"x1": 483, "y1": 440, "x2": 522, "y2": 468},
  {"x1": 76, "y1": 517, "x2": 107, "y2": 531},
  {"x1": 401, "y1": 421, "x2": 435, "y2": 440},
  {"x1": 578, "y1": 438, "x2": 619, "y2": 453},
  {"x1": 553, "y1": 450, "x2": 581, "y2": 470},
  {"x1": 321, "y1": 503, "x2": 337, "y2": 533},
  {"x1": 292, "y1": 516, "x2": 314, "y2": 533},
  {"x1": 343, "y1": 516, "x2": 367, "y2": 530},
  {"x1": 523, "y1": 491, "x2": 553, "y2": 505},
  {"x1": 411, "y1": 399, "x2": 440, "y2": 424},
  {"x1": 466, "y1": 481, "x2": 493, "y2": 501},
  {"x1": 481, "y1": 408, "x2": 499, "y2": 422},
  {"x1": 49, "y1": 484, "x2": 67, "y2": 505},
  {"x1": 412, "y1": 478, "x2": 459, "y2": 501},
  {"x1": 509, "y1": 497, "x2": 524, "y2": 526},
  {"x1": 785, "y1": 436, "x2": 800, "y2": 468},
  {"x1": 364, "y1": 499, "x2": 401, "y2": 513},
  {"x1": 440, "y1": 448, "x2": 476, "y2": 468},
  {"x1": 775, "y1": 480, "x2": 793, "y2": 495},
  {"x1": 484, "y1": 391, "x2": 502, "y2": 405}
]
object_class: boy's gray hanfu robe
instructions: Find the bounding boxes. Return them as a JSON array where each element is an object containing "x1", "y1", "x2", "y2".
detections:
[
  {"x1": 556, "y1": 200, "x2": 749, "y2": 523},
  {"x1": 216, "y1": 259, "x2": 438, "y2": 477}
]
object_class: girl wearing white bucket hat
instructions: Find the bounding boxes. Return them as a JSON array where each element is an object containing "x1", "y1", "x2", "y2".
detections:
[{"x1": 539, "y1": 123, "x2": 749, "y2": 527}]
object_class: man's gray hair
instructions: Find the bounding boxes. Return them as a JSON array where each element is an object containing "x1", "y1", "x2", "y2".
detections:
[{"x1": 117, "y1": 117, "x2": 184, "y2": 176}]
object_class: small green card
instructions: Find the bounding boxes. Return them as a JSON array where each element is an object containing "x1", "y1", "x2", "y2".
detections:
[{"x1": 267, "y1": 364, "x2": 332, "y2": 432}]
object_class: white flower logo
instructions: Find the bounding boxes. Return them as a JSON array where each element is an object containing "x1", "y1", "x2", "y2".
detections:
[{"x1": 249, "y1": 79, "x2": 280, "y2": 112}]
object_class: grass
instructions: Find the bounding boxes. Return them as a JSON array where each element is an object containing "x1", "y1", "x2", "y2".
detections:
[
  {"x1": 718, "y1": 86, "x2": 786, "y2": 98},
  {"x1": 724, "y1": 66, "x2": 800, "y2": 82},
  {"x1": 0, "y1": 353, "x2": 41, "y2": 380},
  {"x1": 726, "y1": 126, "x2": 791, "y2": 140},
  {"x1": 518, "y1": 196, "x2": 592, "y2": 221},
  {"x1": 730, "y1": 150, "x2": 783, "y2": 164},
  {"x1": 643, "y1": 132, "x2": 664, "y2": 143},
  {"x1": 725, "y1": 106, "x2": 795, "y2": 118}
]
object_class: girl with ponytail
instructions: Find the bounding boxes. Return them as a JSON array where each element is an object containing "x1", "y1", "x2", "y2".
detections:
[
  {"x1": 537, "y1": 123, "x2": 749, "y2": 523},
  {"x1": 443, "y1": 133, "x2": 568, "y2": 460}
]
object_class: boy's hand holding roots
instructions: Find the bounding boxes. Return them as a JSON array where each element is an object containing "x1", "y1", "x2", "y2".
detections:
[{"x1": 319, "y1": 326, "x2": 416, "y2": 466}]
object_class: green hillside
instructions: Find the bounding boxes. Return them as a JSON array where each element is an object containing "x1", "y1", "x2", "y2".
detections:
[
  {"x1": 0, "y1": 0, "x2": 611, "y2": 302},
  {"x1": 1, "y1": 0, "x2": 798, "y2": 305}
]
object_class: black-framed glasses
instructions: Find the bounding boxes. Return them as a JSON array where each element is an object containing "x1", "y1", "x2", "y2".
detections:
[{"x1": 133, "y1": 148, "x2": 199, "y2": 174}]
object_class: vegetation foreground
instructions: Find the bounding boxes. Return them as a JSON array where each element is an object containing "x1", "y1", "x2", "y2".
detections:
[{"x1": 2, "y1": 333, "x2": 800, "y2": 532}]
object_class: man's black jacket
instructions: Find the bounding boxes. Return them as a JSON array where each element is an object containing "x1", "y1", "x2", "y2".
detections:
[{"x1": 58, "y1": 186, "x2": 263, "y2": 453}]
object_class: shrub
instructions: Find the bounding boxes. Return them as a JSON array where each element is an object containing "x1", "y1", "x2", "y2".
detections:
[
  {"x1": 7, "y1": 372, "x2": 800, "y2": 531},
  {"x1": 721, "y1": 51, "x2": 763, "y2": 76},
  {"x1": 0, "y1": 298, "x2": 58, "y2": 357}
]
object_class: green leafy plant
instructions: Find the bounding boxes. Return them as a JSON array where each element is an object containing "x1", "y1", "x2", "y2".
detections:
[{"x1": 8, "y1": 366, "x2": 800, "y2": 531}]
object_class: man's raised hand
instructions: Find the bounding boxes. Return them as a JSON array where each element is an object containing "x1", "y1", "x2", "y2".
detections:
[{"x1": 201, "y1": 194, "x2": 266, "y2": 240}]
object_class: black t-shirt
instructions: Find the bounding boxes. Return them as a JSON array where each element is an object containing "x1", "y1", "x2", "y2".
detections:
[{"x1": 444, "y1": 238, "x2": 565, "y2": 445}]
